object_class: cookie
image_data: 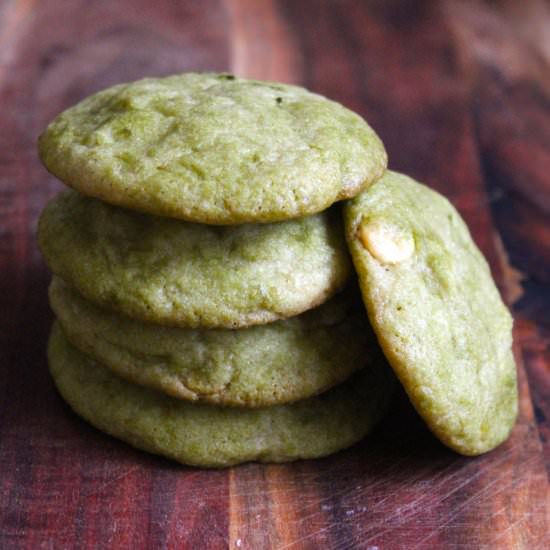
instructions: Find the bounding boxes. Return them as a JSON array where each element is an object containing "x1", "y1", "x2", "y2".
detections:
[
  {"x1": 38, "y1": 73, "x2": 387, "y2": 224},
  {"x1": 48, "y1": 324, "x2": 394, "y2": 467},
  {"x1": 38, "y1": 191, "x2": 351, "y2": 328},
  {"x1": 50, "y1": 277, "x2": 371, "y2": 407},
  {"x1": 344, "y1": 170, "x2": 518, "y2": 455}
]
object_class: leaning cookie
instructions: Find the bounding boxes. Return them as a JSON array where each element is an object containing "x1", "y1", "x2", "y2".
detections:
[
  {"x1": 49, "y1": 324, "x2": 394, "y2": 468},
  {"x1": 38, "y1": 191, "x2": 351, "y2": 328},
  {"x1": 38, "y1": 73, "x2": 387, "y2": 224},
  {"x1": 50, "y1": 277, "x2": 372, "y2": 407},
  {"x1": 344, "y1": 170, "x2": 518, "y2": 456}
]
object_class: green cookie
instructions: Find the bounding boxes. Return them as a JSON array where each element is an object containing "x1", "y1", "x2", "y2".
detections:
[
  {"x1": 344, "y1": 171, "x2": 517, "y2": 455},
  {"x1": 38, "y1": 73, "x2": 387, "y2": 224},
  {"x1": 50, "y1": 277, "x2": 371, "y2": 407},
  {"x1": 48, "y1": 324, "x2": 394, "y2": 467},
  {"x1": 38, "y1": 191, "x2": 351, "y2": 328}
]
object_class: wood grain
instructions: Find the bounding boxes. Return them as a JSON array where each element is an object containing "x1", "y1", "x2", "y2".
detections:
[{"x1": 0, "y1": 0, "x2": 548, "y2": 548}]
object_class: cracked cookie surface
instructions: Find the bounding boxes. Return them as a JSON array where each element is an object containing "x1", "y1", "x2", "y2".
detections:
[{"x1": 38, "y1": 73, "x2": 387, "y2": 224}]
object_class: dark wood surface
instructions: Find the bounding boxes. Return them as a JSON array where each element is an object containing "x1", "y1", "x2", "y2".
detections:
[{"x1": 1, "y1": 1, "x2": 549, "y2": 548}]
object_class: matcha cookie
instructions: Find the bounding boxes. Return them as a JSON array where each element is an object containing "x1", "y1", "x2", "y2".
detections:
[
  {"x1": 50, "y1": 277, "x2": 371, "y2": 407},
  {"x1": 344, "y1": 171, "x2": 517, "y2": 455},
  {"x1": 38, "y1": 73, "x2": 387, "y2": 224},
  {"x1": 38, "y1": 191, "x2": 351, "y2": 328},
  {"x1": 48, "y1": 324, "x2": 394, "y2": 467}
]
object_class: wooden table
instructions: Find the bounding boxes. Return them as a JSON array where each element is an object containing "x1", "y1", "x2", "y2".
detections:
[{"x1": 1, "y1": 1, "x2": 548, "y2": 548}]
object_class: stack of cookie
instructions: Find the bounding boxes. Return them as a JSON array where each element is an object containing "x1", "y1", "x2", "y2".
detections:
[
  {"x1": 38, "y1": 73, "x2": 395, "y2": 467},
  {"x1": 39, "y1": 73, "x2": 519, "y2": 465}
]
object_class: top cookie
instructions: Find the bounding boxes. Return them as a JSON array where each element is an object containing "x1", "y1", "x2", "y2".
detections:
[
  {"x1": 38, "y1": 73, "x2": 387, "y2": 224},
  {"x1": 344, "y1": 171, "x2": 518, "y2": 456}
]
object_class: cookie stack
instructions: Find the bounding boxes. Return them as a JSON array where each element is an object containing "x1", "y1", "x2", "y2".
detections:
[
  {"x1": 39, "y1": 73, "x2": 519, "y2": 465},
  {"x1": 38, "y1": 73, "x2": 394, "y2": 467}
]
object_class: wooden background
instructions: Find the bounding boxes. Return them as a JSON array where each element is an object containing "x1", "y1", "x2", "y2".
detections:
[{"x1": 1, "y1": 0, "x2": 549, "y2": 548}]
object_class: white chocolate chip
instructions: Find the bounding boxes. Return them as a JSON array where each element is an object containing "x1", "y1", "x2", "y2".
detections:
[{"x1": 359, "y1": 220, "x2": 414, "y2": 264}]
